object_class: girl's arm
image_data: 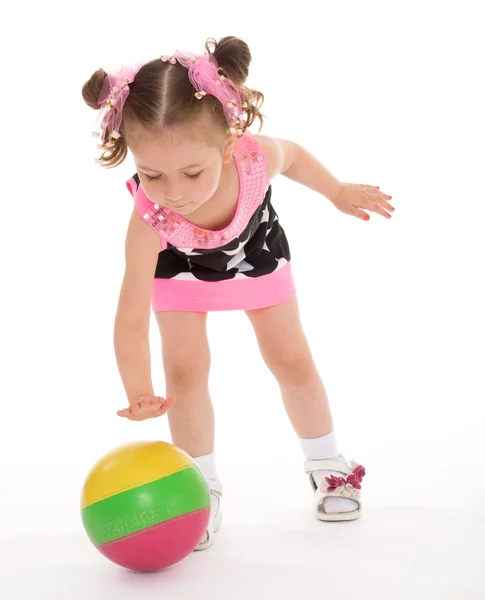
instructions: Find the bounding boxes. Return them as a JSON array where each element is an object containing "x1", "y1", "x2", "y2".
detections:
[
  {"x1": 257, "y1": 135, "x2": 343, "y2": 202},
  {"x1": 257, "y1": 135, "x2": 393, "y2": 221},
  {"x1": 114, "y1": 208, "x2": 162, "y2": 404}
]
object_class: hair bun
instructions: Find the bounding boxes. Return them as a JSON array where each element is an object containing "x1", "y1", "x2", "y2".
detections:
[
  {"x1": 205, "y1": 36, "x2": 251, "y2": 87},
  {"x1": 81, "y1": 68, "x2": 107, "y2": 110}
]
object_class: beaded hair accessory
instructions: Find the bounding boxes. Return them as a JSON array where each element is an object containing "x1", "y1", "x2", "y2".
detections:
[
  {"x1": 93, "y1": 50, "x2": 248, "y2": 164},
  {"x1": 92, "y1": 63, "x2": 144, "y2": 164},
  {"x1": 162, "y1": 51, "x2": 249, "y2": 136}
]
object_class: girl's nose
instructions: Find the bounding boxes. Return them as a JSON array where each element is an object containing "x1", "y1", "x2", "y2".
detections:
[{"x1": 166, "y1": 192, "x2": 184, "y2": 205}]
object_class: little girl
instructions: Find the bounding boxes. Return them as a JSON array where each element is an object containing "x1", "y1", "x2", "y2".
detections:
[{"x1": 82, "y1": 36, "x2": 394, "y2": 550}]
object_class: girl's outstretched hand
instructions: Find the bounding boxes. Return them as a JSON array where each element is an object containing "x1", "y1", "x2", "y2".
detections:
[
  {"x1": 332, "y1": 183, "x2": 394, "y2": 221},
  {"x1": 117, "y1": 395, "x2": 176, "y2": 421}
]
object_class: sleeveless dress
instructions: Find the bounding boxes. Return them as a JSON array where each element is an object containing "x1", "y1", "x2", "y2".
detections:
[{"x1": 125, "y1": 131, "x2": 296, "y2": 312}]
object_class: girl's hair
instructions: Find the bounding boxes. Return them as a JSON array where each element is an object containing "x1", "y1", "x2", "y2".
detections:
[{"x1": 82, "y1": 36, "x2": 265, "y2": 168}]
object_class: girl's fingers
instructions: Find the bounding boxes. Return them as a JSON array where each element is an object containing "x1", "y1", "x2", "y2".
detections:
[
  {"x1": 154, "y1": 396, "x2": 176, "y2": 416},
  {"x1": 353, "y1": 195, "x2": 394, "y2": 219},
  {"x1": 349, "y1": 208, "x2": 370, "y2": 220},
  {"x1": 368, "y1": 189, "x2": 394, "y2": 206},
  {"x1": 150, "y1": 398, "x2": 163, "y2": 411},
  {"x1": 382, "y1": 200, "x2": 395, "y2": 212},
  {"x1": 164, "y1": 396, "x2": 177, "y2": 410},
  {"x1": 370, "y1": 204, "x2": 392, "y2": 219}
]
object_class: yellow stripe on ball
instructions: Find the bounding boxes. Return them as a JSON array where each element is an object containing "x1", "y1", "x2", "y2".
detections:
[{"x1": 81, "y1": 441, "x2": 196, "y2": 508}]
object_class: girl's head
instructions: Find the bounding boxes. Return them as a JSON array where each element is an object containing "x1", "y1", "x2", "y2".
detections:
[{"x1": 82, "y1": 36, "x2": 265, "y2": 216}]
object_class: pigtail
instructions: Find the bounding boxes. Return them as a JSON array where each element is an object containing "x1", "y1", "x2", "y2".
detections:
[
  {"x1": 81, "y1": 68, "x2": 129, "y2": 168},
  {"x1": 207, "y1": 36, "x2": 265, "y2": 133}
]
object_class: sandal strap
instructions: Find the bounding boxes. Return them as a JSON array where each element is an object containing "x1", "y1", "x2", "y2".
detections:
[
  {"x1": 315, "y1": 486, "x2": 362, "y2": 512},
  {"x1": 197, "y1": 519, "x2": 214, "y2": 550},
  {"x1": 304, "y1": 458, "x2": 354, "y2": 476},
  {"x1": 207, "y1": 477, "x2": 223, "y2": 496},
  {"x1": 196, "y1": 478, "x2": 222, "y2": 551}
]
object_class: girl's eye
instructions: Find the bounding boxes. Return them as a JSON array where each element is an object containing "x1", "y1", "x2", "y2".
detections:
[{"x1": 145, "y1": 171, "x2": 203, "y2": 182}]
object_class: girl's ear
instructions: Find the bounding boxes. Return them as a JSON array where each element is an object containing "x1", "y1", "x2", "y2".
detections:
[{"x1": 222, "y1": 134, "x2": 237, "y2": 164}]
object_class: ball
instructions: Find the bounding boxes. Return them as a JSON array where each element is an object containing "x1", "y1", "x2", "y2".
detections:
[{"x1": 81, "y1": 441, "x2": 210, "y2": 571}]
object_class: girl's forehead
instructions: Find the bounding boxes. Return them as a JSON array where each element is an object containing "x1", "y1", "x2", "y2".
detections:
[
  {"x1": 135, "y1": 133, "x2": 209, "y2": 152},
  {"x1": 132, "y1": 136, "x2": 219, "y2": 172}
]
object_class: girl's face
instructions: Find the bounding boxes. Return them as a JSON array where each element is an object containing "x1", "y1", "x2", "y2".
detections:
[{"x1": 126, "y1": 116, "x2": 234, "y2": 216}]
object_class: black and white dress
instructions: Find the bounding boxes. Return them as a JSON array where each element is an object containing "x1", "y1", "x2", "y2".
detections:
[{"x1": 126, "y1": 131, "x2": 296, "y2": 312}]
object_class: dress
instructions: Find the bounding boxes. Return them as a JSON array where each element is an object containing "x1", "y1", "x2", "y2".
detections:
[{"x1": 125, "y1": 131, "x2": 297, "y2": 312}]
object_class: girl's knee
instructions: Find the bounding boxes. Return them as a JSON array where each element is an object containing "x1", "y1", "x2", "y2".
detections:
[
  {"x1": 156, "y1": 311, "x2": 210, "y2": 388},
  {"x1": 264, "y1": 348, "x2": 315, "y2": 385},
  {"x1": 163, "y1": 352, "x2": 210, "y2": 388}
]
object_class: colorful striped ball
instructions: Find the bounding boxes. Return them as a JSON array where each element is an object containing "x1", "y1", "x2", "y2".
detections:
[{"x1": 81, "y1": 441, "x2": 210, "y2": 571}]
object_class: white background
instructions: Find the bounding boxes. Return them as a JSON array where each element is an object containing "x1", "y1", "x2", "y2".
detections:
[{"x1": 1, "y1": 1, "x2": 484, "y2": 597}]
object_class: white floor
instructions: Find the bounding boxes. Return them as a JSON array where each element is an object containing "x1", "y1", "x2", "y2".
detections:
[{"x1": 2, "y1": 505, "x2": 483, "y2": 600}]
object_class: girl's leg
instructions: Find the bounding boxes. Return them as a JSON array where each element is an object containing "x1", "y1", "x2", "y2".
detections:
[
  {"x1": 155, "y1": 310, "x2": 214, "y2": 459},
  {"x1": 155, "y1": 310, "x2": 222, "y2": 547},
  {"x1": 245, "y1": 298, "x2": 333, "y2": 438},
  {"x1": 245, "y1": 298, "x2": 359, "y2": 516}
]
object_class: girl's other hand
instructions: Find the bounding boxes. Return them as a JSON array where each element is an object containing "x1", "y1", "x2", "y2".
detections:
[
  {"x1": 332, "y1": 183, "x2": 394, "y2": 221},
  {"x1": 117, "y1": 395, "x2": 176, "y2": 421}
]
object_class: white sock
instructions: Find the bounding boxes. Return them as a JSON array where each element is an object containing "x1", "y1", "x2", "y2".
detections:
[
  {"x1": 194, "y1": 452, "x2": 218, "y2": 481},
  {"x1": 194, "y1": 453, "x2": 220, "y2": 528},
  {"x1": 300, "y1": 432, "x2": 359, "y2": 515},
  {"x1": 299, "y1": 430, "x2": 339, "y2": 460}
]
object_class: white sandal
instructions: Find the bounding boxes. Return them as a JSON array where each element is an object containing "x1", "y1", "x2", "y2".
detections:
[
  {"x1": 194, "y1": 478, "x2": 223, "y2": 551},
  {"x1": 304, "y1": 457, "x2": 366, "y2": 522}
]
